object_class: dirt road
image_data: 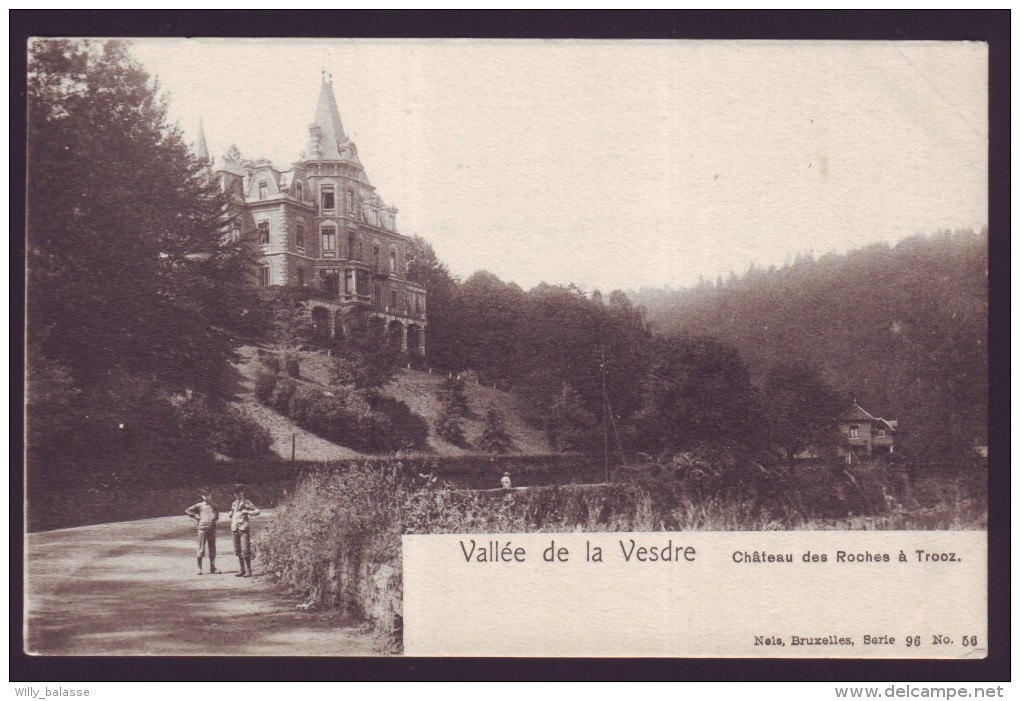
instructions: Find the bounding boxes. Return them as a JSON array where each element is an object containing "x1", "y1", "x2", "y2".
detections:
[{"x1": 24, "y1": 514, "x2": 379, "y2": 656}]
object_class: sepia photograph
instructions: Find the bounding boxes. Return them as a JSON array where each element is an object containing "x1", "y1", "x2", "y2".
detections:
[{"x1": 22, "y1": 33, "x2": 992, "y2": 664}]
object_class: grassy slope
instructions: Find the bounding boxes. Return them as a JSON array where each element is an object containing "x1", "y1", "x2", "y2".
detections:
[{"x1": 230, "y1": 346, "x2": 551, "y2": 460}]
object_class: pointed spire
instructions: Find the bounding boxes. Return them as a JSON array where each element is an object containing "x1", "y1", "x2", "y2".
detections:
[
  {"x1": 306, "y1": 72, "x2": 347, "y2": 160},
  {"x1": 196, "y1": 118, "x2": 210, "y2": 163}
]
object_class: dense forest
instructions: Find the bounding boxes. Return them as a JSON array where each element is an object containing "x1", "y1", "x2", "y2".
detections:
[
  {"x1": 630, "y1": 230, "x2": 989, "y2": 462},
  {"x1": 411, "y1": 229, "x2": 988, "y2": 465}
]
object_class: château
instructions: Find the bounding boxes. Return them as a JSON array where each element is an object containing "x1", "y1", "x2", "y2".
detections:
[{"x1": 198, "y1": 73, "x2": 427, "y2": 356}]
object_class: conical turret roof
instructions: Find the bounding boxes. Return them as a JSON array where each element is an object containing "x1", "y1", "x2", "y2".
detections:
[
  {"x1": 195, "y1": 118, "x2": 210, "y2": 163},
  {"x1": 307, "y1": 72, "x2": 348, "y2": 160}
]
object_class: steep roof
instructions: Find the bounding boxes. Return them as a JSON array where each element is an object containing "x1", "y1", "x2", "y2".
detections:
[
  {"x1": 307, "y1": 73, "x2": 347, "y2": 160},
  {"x1": 844, "y1": 402, "x2": 898, "y2": 432},
  {"x1": 845, "y1": 402, "x2": 877, "y2": 422},
  {"x1": 195, "y1": 119, "x2": 210, "y2": 163}
]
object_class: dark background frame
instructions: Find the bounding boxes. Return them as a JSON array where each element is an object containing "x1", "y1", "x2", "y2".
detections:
[{"x1": 10, "y1": 9, "x2": 1010, "y2": 682}]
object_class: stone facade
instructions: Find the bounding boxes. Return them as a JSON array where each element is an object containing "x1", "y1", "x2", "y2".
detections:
[{"x1": 200, "y1": 75, "x2": 427, "y2": 356}]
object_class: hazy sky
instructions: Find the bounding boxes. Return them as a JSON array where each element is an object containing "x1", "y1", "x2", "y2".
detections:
[{"x1": 128, "y1": 39, "x2": 987, "y2": 292}]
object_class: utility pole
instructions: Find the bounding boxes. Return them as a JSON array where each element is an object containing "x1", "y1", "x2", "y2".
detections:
[
  {"x1": 597, "y1": 342, "x2": 626, "y2": 485},
  {"x1": 597, "y1": 345, "x2": 610, "y2": 484}
]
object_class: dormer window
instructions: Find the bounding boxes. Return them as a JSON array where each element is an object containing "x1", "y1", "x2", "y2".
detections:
[
  {"x1": 257, "y1": 221, "x2": 270, "y2": 245},
  {"x1": 295, "y1": 181, "x2": 303, "y2": 200},
  {"x1": 258, "y1": 181, "x2": 268, "y2": 201},
  {"x1": 321, "y1": 185, "x2": 335, "y2": 211},
  {"x1": 849, "y1": 424, "x2": 860, "y2": 439}
]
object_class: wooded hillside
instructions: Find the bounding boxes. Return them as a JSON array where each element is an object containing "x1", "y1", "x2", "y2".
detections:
[{"x1": 630, "y1": 229, "x2": 989, "y2": 461}]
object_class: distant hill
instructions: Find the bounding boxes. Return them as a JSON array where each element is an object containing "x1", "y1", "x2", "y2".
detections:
[
  {"x1": 231, "y1": 346, "x2": 551, "y2": 460},
  {"x1": 629, "y1": 229, "x2": 988, "y2": 460}
]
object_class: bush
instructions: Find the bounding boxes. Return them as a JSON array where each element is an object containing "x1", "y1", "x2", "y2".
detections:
[
  {"x1": 255, "y1": 362, "x2": 428, "y2": 454},
  {"x1": 213, "y1": 405, "x2": 273, "y2": 459},
  {"x1": 369, "y1": 394, "x2": 430, "y2": 452},
  {"x1": 260, "y1": 354, "x2": 281, "y2": 374},
  {"x1": 254, "y1": 372, "x2": 278, "y2": 405},
  {"x1": 290, "y1": 385, "x2": 367, "y2": 449},
  {"x1": 478, "y1": 404, "x2": 513, "y2": 453},
  {"x1": 269, "y1": 377, "x2": 298, "y2": 414},
  {"x1": 258, "y1": 463, "x2": 410, "y2": 649},
  {"x1": 437, "y1": 377, "x2": 470, "y2": 418},
  {"x1": 434, "y1": 407, "x2": 466, "y2": 446},
  {"x1": 173, "y1": 392, "x2": 273, "y2": 460},
  {"x1": 282, "y1": 385, "x2": 427, "y2": 454}
]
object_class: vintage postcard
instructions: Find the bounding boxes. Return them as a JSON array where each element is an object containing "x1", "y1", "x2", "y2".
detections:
[{"x1": 22, "y1": 37, "x2": 990, "y2": 662}]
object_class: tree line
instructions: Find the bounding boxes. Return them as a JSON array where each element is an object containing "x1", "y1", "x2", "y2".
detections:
[
  {"x1": 407, "y1": 237, "x2": 859, "y2": 465},
  {"x1": 409, "y1": 228, "x2": 986, "y2": 466}
]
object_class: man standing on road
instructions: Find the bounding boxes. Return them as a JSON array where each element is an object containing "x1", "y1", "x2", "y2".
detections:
[
  {"x1": 185, "y1": 489, "x2": 219, "y2": 575},
  {"x1": 229, "y1": 484, "x2": 260, "y2": 578}
]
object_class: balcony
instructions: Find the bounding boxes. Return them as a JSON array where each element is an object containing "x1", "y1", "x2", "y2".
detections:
[{"x1": 307, "y1": 286, "x2": 339, "y2": 303}]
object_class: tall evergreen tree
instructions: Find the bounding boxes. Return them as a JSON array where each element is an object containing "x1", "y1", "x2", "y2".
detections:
[{"x1": 479, "y1": 404, "x2": 513, "y2": 454}]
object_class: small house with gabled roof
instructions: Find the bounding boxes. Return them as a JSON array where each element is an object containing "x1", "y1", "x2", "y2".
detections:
[{"x1": 840, "y1": 401, "x2": 899, "y2": 463}]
